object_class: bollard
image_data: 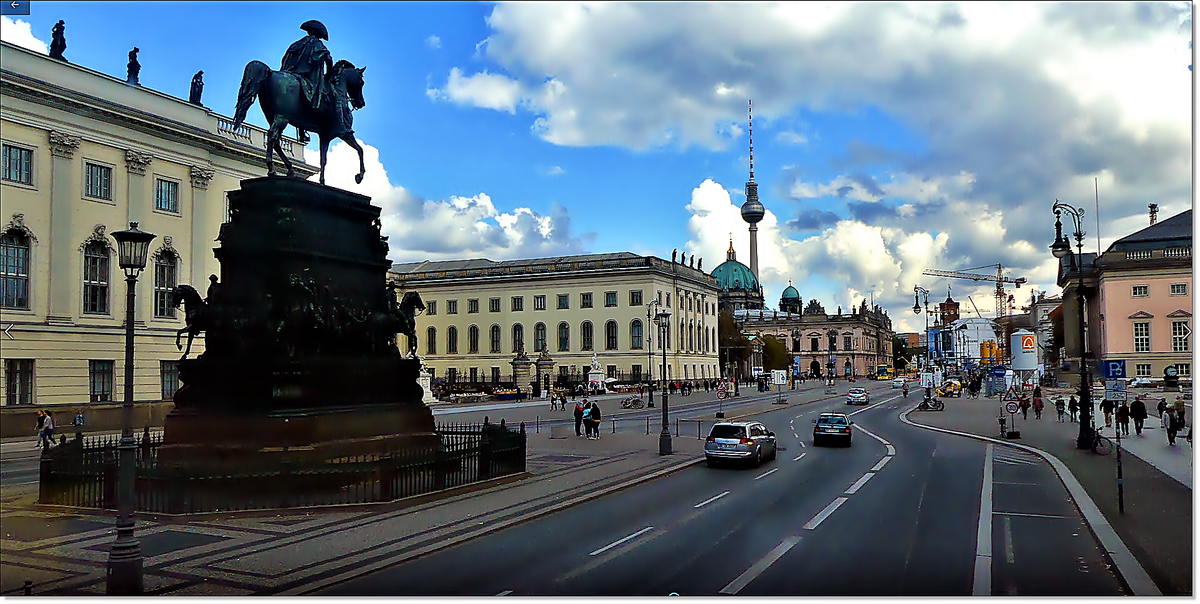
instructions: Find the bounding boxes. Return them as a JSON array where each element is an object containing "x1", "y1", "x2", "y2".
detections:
[
  {"x1": 612, "y1": 418, "x2": 616, "y2": 434},
  {"x1": 23, "y1": 580, "x2": 32, "y2": 595},
  {"x1": 675, "y1": 418, "x2": 679, "y2": 437},
  {"x1": 536, "y1": 416, "x2": 540, "y2": 433},
  {"x1": 698, "y1": 421, "x2": 702, "y2": 439},
  {"x1": 646, "y1": 417, "x2": 650, "y2": 435}
]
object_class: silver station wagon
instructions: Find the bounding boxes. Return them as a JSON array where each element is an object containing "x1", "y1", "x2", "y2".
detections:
[
  {"x1": 813, "y1": 412, "x2": 854, "y2": 447},
  {"x1": 704, "y1": 421, "x2": 777, "y2": 467}
]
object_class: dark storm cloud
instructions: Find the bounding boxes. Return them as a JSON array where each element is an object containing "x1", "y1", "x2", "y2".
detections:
[
  {"x1": 846, "y1": 201, "x2": 897, "y2": 223},
  {"x1": 786, "y1": 208, "x2": 842, "y2": 231},
  {"x1": 836, "y1": 185, "x2": 855, "y2": 198},
  {"x1": 848, "y1": 172, "x2": 885, "y2": 197}
]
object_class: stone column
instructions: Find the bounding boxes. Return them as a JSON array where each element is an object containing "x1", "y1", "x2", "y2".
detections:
[
  {"x1": 536, "y1": 350, "x2": 556, "y2": 398},
  {"x1": 510, "y1": 352, "x2": 533, "y2": 399},
  {"x1": 124, "y1": 150, "x2": 153, "y2": 325},
  {"x1": 46, "y1": 131, "x2": 81, "y2": 324},
  {"x1": 188, "y1": 165, "x2": 215, "y2": 286}
]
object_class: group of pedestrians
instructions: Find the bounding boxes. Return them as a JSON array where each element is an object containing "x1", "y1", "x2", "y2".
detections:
[
  {"x1": 1051, "y1": 389, "x2": 1190, "y2": 446},
  {"x1": 572, "y1": 399, "x2": 604, "y2": 439},
  {"x1": 34, "y1": 409, "x2": 56, "y2": 450}
]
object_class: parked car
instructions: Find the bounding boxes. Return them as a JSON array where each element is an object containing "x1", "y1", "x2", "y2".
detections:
[
  {"x1": 892, "y1": 377, "x2": 906, "y2": 389},
  {"x1": 704, "y1": 421, "x2": 777, "y2": 467},
  {"x1": 813, "y1": 412, "x2": 854, "y2": 447},
  {"x1": 846, "y1": 387, "x2": 869, "y2": 405}
]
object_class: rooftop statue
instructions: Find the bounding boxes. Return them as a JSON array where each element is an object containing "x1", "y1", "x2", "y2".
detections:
[
  {"x1": 189, "y1": 70, "x2": 204, "y2": 106},
  {"x1": 49, "y1": 20, "x2": 66, "y2": 61},
  {"x1": 232, "y1": 20, "x2": 368, "y2": 185},
  {"x1": 126, "y1": 47, "x2": 140, "y2": 84}
]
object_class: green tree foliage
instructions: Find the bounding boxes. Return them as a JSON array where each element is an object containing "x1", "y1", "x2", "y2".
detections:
[
  {"x1": 719, "y1": 310, "x2": 751, "y2": 376},
  {"x1": 761, "y1": 335, "x2": 791, "y2": 371}
]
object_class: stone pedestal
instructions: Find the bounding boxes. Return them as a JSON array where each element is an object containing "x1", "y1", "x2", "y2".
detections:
[
  {"x1": 419, "y1": 373, "x2": 435, "y2": 404},
  {"x1": 511, "y1": 351, "x2": 533, "y2": 398}
]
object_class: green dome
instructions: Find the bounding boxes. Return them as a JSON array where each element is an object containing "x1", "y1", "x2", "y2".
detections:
[
  {"x1": 781, "y1": 285, "x2": 799, "y2": 299},
  {"x1": 711, "y1": 259, "x2": 760, "y2": 293}
]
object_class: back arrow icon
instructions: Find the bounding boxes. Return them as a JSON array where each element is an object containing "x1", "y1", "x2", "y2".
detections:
[
  {"x1": 10, "y1": 2, "x2": 18, "y2": 9},
  {"x1": 2, "y1": 324, "x2": 12, "y2": 340}
]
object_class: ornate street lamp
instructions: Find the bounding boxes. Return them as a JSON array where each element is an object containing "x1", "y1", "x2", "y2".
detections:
[
  {"x1": 646, "y1": 301, "x2": 662, "y2": 405},
  {"x1": 655, "y1": 309, "x2": 673, "y2": 455},
  {"x1": 1051, "y1": 199, "x2": 1095, "y2": 450},
  {"x1": 914, "y1": 286, "x2": 932, "y2": 399},
  {"x1": 106, "y1": 222, "x2": 155, "y2": 595}
]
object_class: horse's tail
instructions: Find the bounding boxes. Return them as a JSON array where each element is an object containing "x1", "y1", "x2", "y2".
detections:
[{"x1": 233, "y1": 60, "x2": 271, "y2": 130}]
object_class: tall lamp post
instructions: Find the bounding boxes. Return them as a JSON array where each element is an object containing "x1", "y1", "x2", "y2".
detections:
[
  {"x1": 914, "y1": 286, "x2": 932, "y2": 399},
  {"x1": 106, "y1": 222, "x2": 155, "y2": 595},
  {"x1": 1051, "y1": 199, "x2": 1095, "y2": 450},
  {"x1": 655, "y1": 308, "x2": 673, "y2": 455},
  {"x1": 826, "y1": 328, "x2": 837, "y2": 385},
  {"x1": 646, "y1": 301, "x2": 662, "y2": 405}
]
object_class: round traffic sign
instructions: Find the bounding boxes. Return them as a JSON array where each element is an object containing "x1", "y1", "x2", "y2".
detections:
[{"x1": 1005, "y1": 401, "x2": 1019, "y2": 414}]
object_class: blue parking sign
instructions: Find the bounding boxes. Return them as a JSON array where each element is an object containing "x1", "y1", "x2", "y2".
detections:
[{"x1": 1104, "y1": 360, "x2": 1126, "y2": 379}]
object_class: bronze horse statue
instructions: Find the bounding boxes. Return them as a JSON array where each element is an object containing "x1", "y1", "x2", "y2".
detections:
[
  {"x1": 232, "y1": 58, "x2": 367, "y2": 185},
  {"x1": 171, "y1": 284, "x2": 208, "y2": 360},
  {"x1": 394, "y1": 290, "x2": 425, "y2": 357}
]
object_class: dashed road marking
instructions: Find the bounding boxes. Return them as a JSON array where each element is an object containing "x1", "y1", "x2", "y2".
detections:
[
  {"x1": 871, "y1": 456, "x2": 891, "y2": 471},
  {"x1": 755, "y1": 468, "x2": 779, "y2": 480},
  {"x1": 994, "y1": 511, "x2": 1068, "y2": 519},
  {"x1": 973, "y1": 443, "x2": 994, "y2": 596},
  {"x1": 495, "y1": 590, "x2": 513, "y2": 596},
  {"x1": 590, "y1": 526, "x2": 654, "y2": 556},
  {"x1": 694, "y1": 491, "x2": 730, "y2": 509},
  {"x1": 719, "y1": 536, "x2": 801, "y2": 595},
  {"x1": 802, "y1": 497, "x2": 848, "y2": 530},
  {"x1": 886, "y1": 444, "x2": 896, "y2": 456},
  {"x1": 793, "y1": 452, "x2": 807, "y2": 461},
  {"x1": 844, "y1": 472, "x2": 875, "y2": 495},
  {"x1": 853, "y1": 424, "x2": 891, "y2": 446},
  {"x1": 798, "y1": 441, "x2": 805, "y2": 448}
]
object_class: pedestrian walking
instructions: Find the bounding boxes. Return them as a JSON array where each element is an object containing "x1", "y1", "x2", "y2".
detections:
[
  {"x1": 1068, "y1": 396, "x2": 1078, "y2": 422},
  {"x1": 1157, "y1": 398, "x2": 1169, "y2": 430},
  {"x1": 1055, "y1": 397, "x2": 1066, "y2": 422},
  {"x1": 1130, "y1": 395, "x2": 1148, "y2": 435},
  {"x1": 1100, "y1": 398, "x2": 1115, "y2": 428},
  {"x1": 1116, "y1": 401, "x2": 1130, "y2": 436},
  {"x1": 574, "y1": 399, "x2": 586, "y2": 436},
  {"x1": 37, "y1": 409, "x2": 55, "y2": 450},
  {"x1": 1166, "y1": 409, "x2": 1179, "y2": 445},
  {"x1": 1032, "y1": 395, "x2": 1044, "y2": 420},
  {"x1": 1019, "y1": 397, "x2": 1030, "y2": 420},
  {"x1": 589, "y1": 402, "x2": 602, "y2": 439},
  {"x1": 1173, "y1": 396, "x2": 1186, "y2": 427}
]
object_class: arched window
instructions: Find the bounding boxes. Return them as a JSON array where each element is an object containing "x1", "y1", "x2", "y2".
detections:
[
  {"x1": 490, "y1": 324, "x2": 502, "y2": 353},
  {"x1": 82, "y1": 241, "x2": 110, "y2": 314},
  {"x1": 447, "y1": 326, "x2": 459, "y2": 354},
  {"x1": 558, "y1": 322, "x2": 570, "y2": 352},
  {"x1": 152, "y1": 251, "x2": 178, "y2": 318},
  {"x1": 427, "y1": 326, "x2": 437, "y2": 354},
  {"x1": 534, "y1": 322, "x2": 547, "y2": 352},
  {"x1": 605, "y1": 320, "x2": 618, "y2": 350},
  {"x1": 630, "y1": 319, "x2": 643, "y2": 350},
  {"x1": 468, "y1": 325, "x2": 479, "y2": 354},
  {"x1": 581, "y1": 321, "x2": 594, "y2": 351},
  {"x1": 679, "y1": 320, "x2": 685, "y2": 350},
  {"x1": 512, "y1": 323, "x2": 524, "y2": 353},
  {"x1": 704, "y1": 327, "x2": 709, "y2": 353},
  {"x1": 0, "y1": 230, "x2": 31, "y2": 310},
  {"x1": 688, "y1": 321, "x2": 694, "y2": 351}
]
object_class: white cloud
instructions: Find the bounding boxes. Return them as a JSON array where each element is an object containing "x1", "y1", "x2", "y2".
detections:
[
  {"x1": 426, "y1": 67, "x2": 523, "y2": 113},
  {"x1": 304, "y1": 139, "x2": 595, "y2": 261},
  {"x1": 547, "y1": 165, "x2": 565, "y2": 175},
  {"x1": 775, "y1": 131, "x2": 807, "y2": 145},
  {"x1": 425, "y1": 35, "x2": 441, "y2": 49},
  {"x1": 1, "y1": 17, "x2": 48, "y2": 54}
]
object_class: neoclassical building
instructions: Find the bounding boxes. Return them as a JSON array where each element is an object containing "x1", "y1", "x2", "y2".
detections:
[
  {"x1": 0, "y1": 40, "x2": 312, "y2": 423},
  {"x1": 388, "y1": 252, "x2": 722, "y2": 388},
  {"x1": 711, "y1": 240, "x2": 765, "y2": 312},
  {"x1": 735, "y1": 297, "x2": 895, "y2": 379}
]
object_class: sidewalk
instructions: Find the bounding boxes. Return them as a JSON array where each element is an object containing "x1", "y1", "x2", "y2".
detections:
[
  {"x1": 0, "y1": 393, "x2": 799, "y2": 596},
  {"x1": 907, "y1": 397, "x2": 1192, "y2": 596}
]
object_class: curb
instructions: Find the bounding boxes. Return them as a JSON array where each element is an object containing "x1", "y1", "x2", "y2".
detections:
[
  {"x1": 898, "y1": 405, "x2": 1162, "y2": 596},
  {"x1": 285, "y1": 454, "x2": 707, "y2": 596}
]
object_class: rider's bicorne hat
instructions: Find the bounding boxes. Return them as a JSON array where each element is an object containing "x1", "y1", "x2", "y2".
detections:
[{"x1": 301, "y1": 20, "x2": 329, "y2": 40}]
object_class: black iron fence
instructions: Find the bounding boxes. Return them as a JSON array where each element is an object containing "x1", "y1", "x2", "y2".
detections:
[{"x1": 38, "y1": 421, "x2": 526, "y2": 514}]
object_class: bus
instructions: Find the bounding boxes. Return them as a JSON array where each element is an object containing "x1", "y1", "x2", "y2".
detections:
[{"x1": 876, "y1": 365, "x2": 893, "y2": 380}]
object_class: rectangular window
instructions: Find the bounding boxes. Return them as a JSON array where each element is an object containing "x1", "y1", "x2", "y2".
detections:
[
  {"x1": 1132, "y1": 285, "x2": 1149, "y2": 298},
  {"x1": 631, "y1": 365, "x2": 642, "y2": 382},
  {"x1": 581, "y1": 292, "x2": 593, "y2": 308},
  {"x1": 557, "y1": 294, "x2": 569, "y2": 310},
  {"x1": 1172, "y1": 320, "x2": 1190, "y2": 353},
  {"x1": 426, "y1": 301, "x2": 436, "y2": 315},
  {"x1": 224, "y1": 192, "x2": 232, "y2": 222},
  {"x1": 630, "y1": 290, "x2": 643, "y2": 306},
  {"x1": 4, "y1": 359, "x2": 33, "y2": 405},
  {"x1": 811, "y1": 338, "x2": 819, "y2": 352},
  {"x1": 469, "y1": 367, "x2": 478, "y2": 383},
  {"x1": 155, "y1": 178, "x2": 180, "y2": 213},
  {"x1": 604, "y1": 291, "x2": 617, "y2": 307},
  {"x1": 160, "y1": 360, "x2": 180, "y2": 400},
  {"x1": 84, "y1": 163, "x2": 113, "y2": 200},
  {"x1": 0, "y1": 231, "x2": 31, "y2": 309},
  {"x1": 491, "y1": 367, "x2": 501, "y2": 384},
  {"x1": 1135, "y1": 363, "x2": 1152, "y2": 377},
  {"x1": 153, "y1": 257, "x2": 177, "y2": 318},
  {"x1": 607, "y1": 365, "x2": 618, "y2": 379},
  {"x1": 844, "y1": 335, "x2": 853, "y2": 351},
  {"x1": 490, "y1": 326, "x2": 501, "y2": 353},
  {"x1": 1170, "y1": 283, "x2": 1188, "y2": 296},
  {"x1": 468, "y1": 298, "x2": 479, "y2": 314},
  {"x1": 83, "y1": 245, "x2": 109, "y2": 314},
  {"x1": 446, "y1": 299, "x2": 458, "y2": 314},
  {"x1": 534, "y1": 295, "x2": 546, "y2": 311},
  {"x1": 1176, "y1": 363, "x2": 1191, "y2": 377},
  {"x1": 1133, "y1": 322, "x2": 1151, "y2": 353},
  {"x1": 2, "y1": 143, "x2": 33, "y2": 185},
  {"x1": 511, "y1": 296, "x2": 524, "y2": 312},
  {"x1": 89, "y1": 360, "x2": 114, "y2": 402},
  {"x1": 489, "y1": 297, "x2": 501, "y2": 313}
]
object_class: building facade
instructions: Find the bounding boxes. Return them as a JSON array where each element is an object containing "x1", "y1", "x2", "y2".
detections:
[
  {"x1": 388, "y1": 252, "x2": 722, "y2": 388},
  {"x1": 0, "y1": 40, "x2": 313, "y2": 418},
  {"x1": 735, "y1": 298, "x2": 895, "y2": 379}
]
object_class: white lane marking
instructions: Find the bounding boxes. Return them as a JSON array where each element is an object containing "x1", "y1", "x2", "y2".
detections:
[
  {"x1": 798, "y1": 441, "x2": 805, "y2": 448},
  {"x1": 1003, "y1": 515, "x2": 1015, "y2": 564},
  {"x1": 495, "y1": 590, "x2": 513, "y2": 596},
  {"x1": 792, "y1": 432, "x2": 798, "y2": 439},
  {"x1": 870, "y1": 456, "x2": 891, "y2": 472},
  {"x1": 847, "y1": 395, "x2": 900, "y2": 416},
  {"x1": 993, "y1": 511, "x2": 1068, "y2": 519},
  {"x1": 973, "y1": 443, "x2": 994, "y2": 596},
  {"x1": 718, "y1": 536, "x2": 801, "y2": 595},
  {"x1": 589, "y1": 526, "x2": 654, "y2": 556},
  {"x1": 755, "y1": 468, "x2": 779, "y2": 480},
  {"x1": 852, "y1": 423, "x2": 889, "y2": 444},
  {"x1": 793, "y1": 452, "x2": 807, "y2": 462},
  {"x1": 694, "y1": 491, "x2": 730, "y2": 509},
  {"x1": 844, "y1": 472, "x2": 875, "y2": 495},
  {"x1": 802, "y1": 497, "x2": 848, "y2": 530},
  {"x1": 886, "y1": 444, "x2": 896, "y2": 456}
]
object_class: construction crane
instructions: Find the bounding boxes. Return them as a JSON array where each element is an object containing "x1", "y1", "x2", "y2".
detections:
[
  {"x1": 923, "y1": 263, "x2": 1027, "y2": 360},
  {"x1": 966, "y1": 295, "x2": 984, "y2": 319}
]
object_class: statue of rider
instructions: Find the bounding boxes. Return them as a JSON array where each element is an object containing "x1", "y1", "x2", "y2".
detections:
[{"x1": 280, "y1": 20, "x2": 334, "y2": 145}]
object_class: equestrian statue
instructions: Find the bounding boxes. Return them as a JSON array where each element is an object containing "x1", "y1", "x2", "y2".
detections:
[
  {"x1": 171, "y1": 284, "x2": 209, "y2": 360},
  {"x1": 232, "y1": 20, "x2": 368, "y2": 185}
]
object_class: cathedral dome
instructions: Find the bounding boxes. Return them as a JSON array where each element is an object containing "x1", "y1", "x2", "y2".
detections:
[
  {"x1": 781, "y1": 284, "x2": 799, "y2": 299},
  {"x1": 711, "y1": 258, "x2": 760, "y2": 294}
]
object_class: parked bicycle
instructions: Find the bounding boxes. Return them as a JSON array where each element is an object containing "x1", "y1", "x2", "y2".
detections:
[
  {"x1": 1090, "y1": 430, "x2": 1113, "y2": 455},
  {"x1": 620, "y1": 396, "x2": 646, "y2": 410},
  {"x1": 916, "y1": 397, "x2": 945, "y2": 412}
]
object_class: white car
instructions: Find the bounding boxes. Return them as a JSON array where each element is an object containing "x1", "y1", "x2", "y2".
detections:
[{"x1": 892, "y1": 377, "x2": 906, "y2": 388}]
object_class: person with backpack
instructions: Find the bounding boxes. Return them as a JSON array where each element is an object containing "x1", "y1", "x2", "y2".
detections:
[
  {"x1": 1129, "y1": 396, "x2": 1148, "y2": 435},
  {"x1": 1166, "y1": 408, "x2": 1180, "y2": 446},
  {"x1": 1068, "y1": 396, "x2": 1078, "y2": 422},
  {"x1": 1157, "y1": 398, "x2": 1169, "y2": 430},
  {"x1": 1100, "y1": 397, "x2": 1115, "y2": 428},
  {"x1": 1055, "y1": 397, "x2": 1066, "y2": 422}
]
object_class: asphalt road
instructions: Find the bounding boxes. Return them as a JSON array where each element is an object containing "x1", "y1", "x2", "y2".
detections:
[{"x1": 318, "y1": 381, "x2": 1126, "y2": 596}]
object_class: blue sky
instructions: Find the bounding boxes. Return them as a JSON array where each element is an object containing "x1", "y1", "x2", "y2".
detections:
[{"x1": 3, "y1": 2, "x2": 1192, "y2": 333}]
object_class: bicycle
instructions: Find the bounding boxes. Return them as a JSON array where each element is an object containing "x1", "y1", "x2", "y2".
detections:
[{"x1": 1090, "y1": 430, "x2": 1113, "y2": 456}]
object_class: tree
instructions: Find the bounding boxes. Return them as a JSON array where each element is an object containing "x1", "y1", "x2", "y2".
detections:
[
  {"x1": 761, "y1": 335, "x2": 791, "y2": 371},
  {"x1": 719, "y1": 310, "x2": 751, "y2": 377}
]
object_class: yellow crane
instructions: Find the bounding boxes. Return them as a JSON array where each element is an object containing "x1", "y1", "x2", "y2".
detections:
[{"x1": 922, "y1": 263, "x2": 1027, "y2": 359}]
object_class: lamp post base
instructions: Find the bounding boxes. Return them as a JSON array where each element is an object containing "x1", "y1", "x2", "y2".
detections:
[
  {"x1": 659, "y1": 429, "x2": 673, "y2": 455},
  {"x1": 106, "y1": 542, "x2": 143, "y2": 595}
]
